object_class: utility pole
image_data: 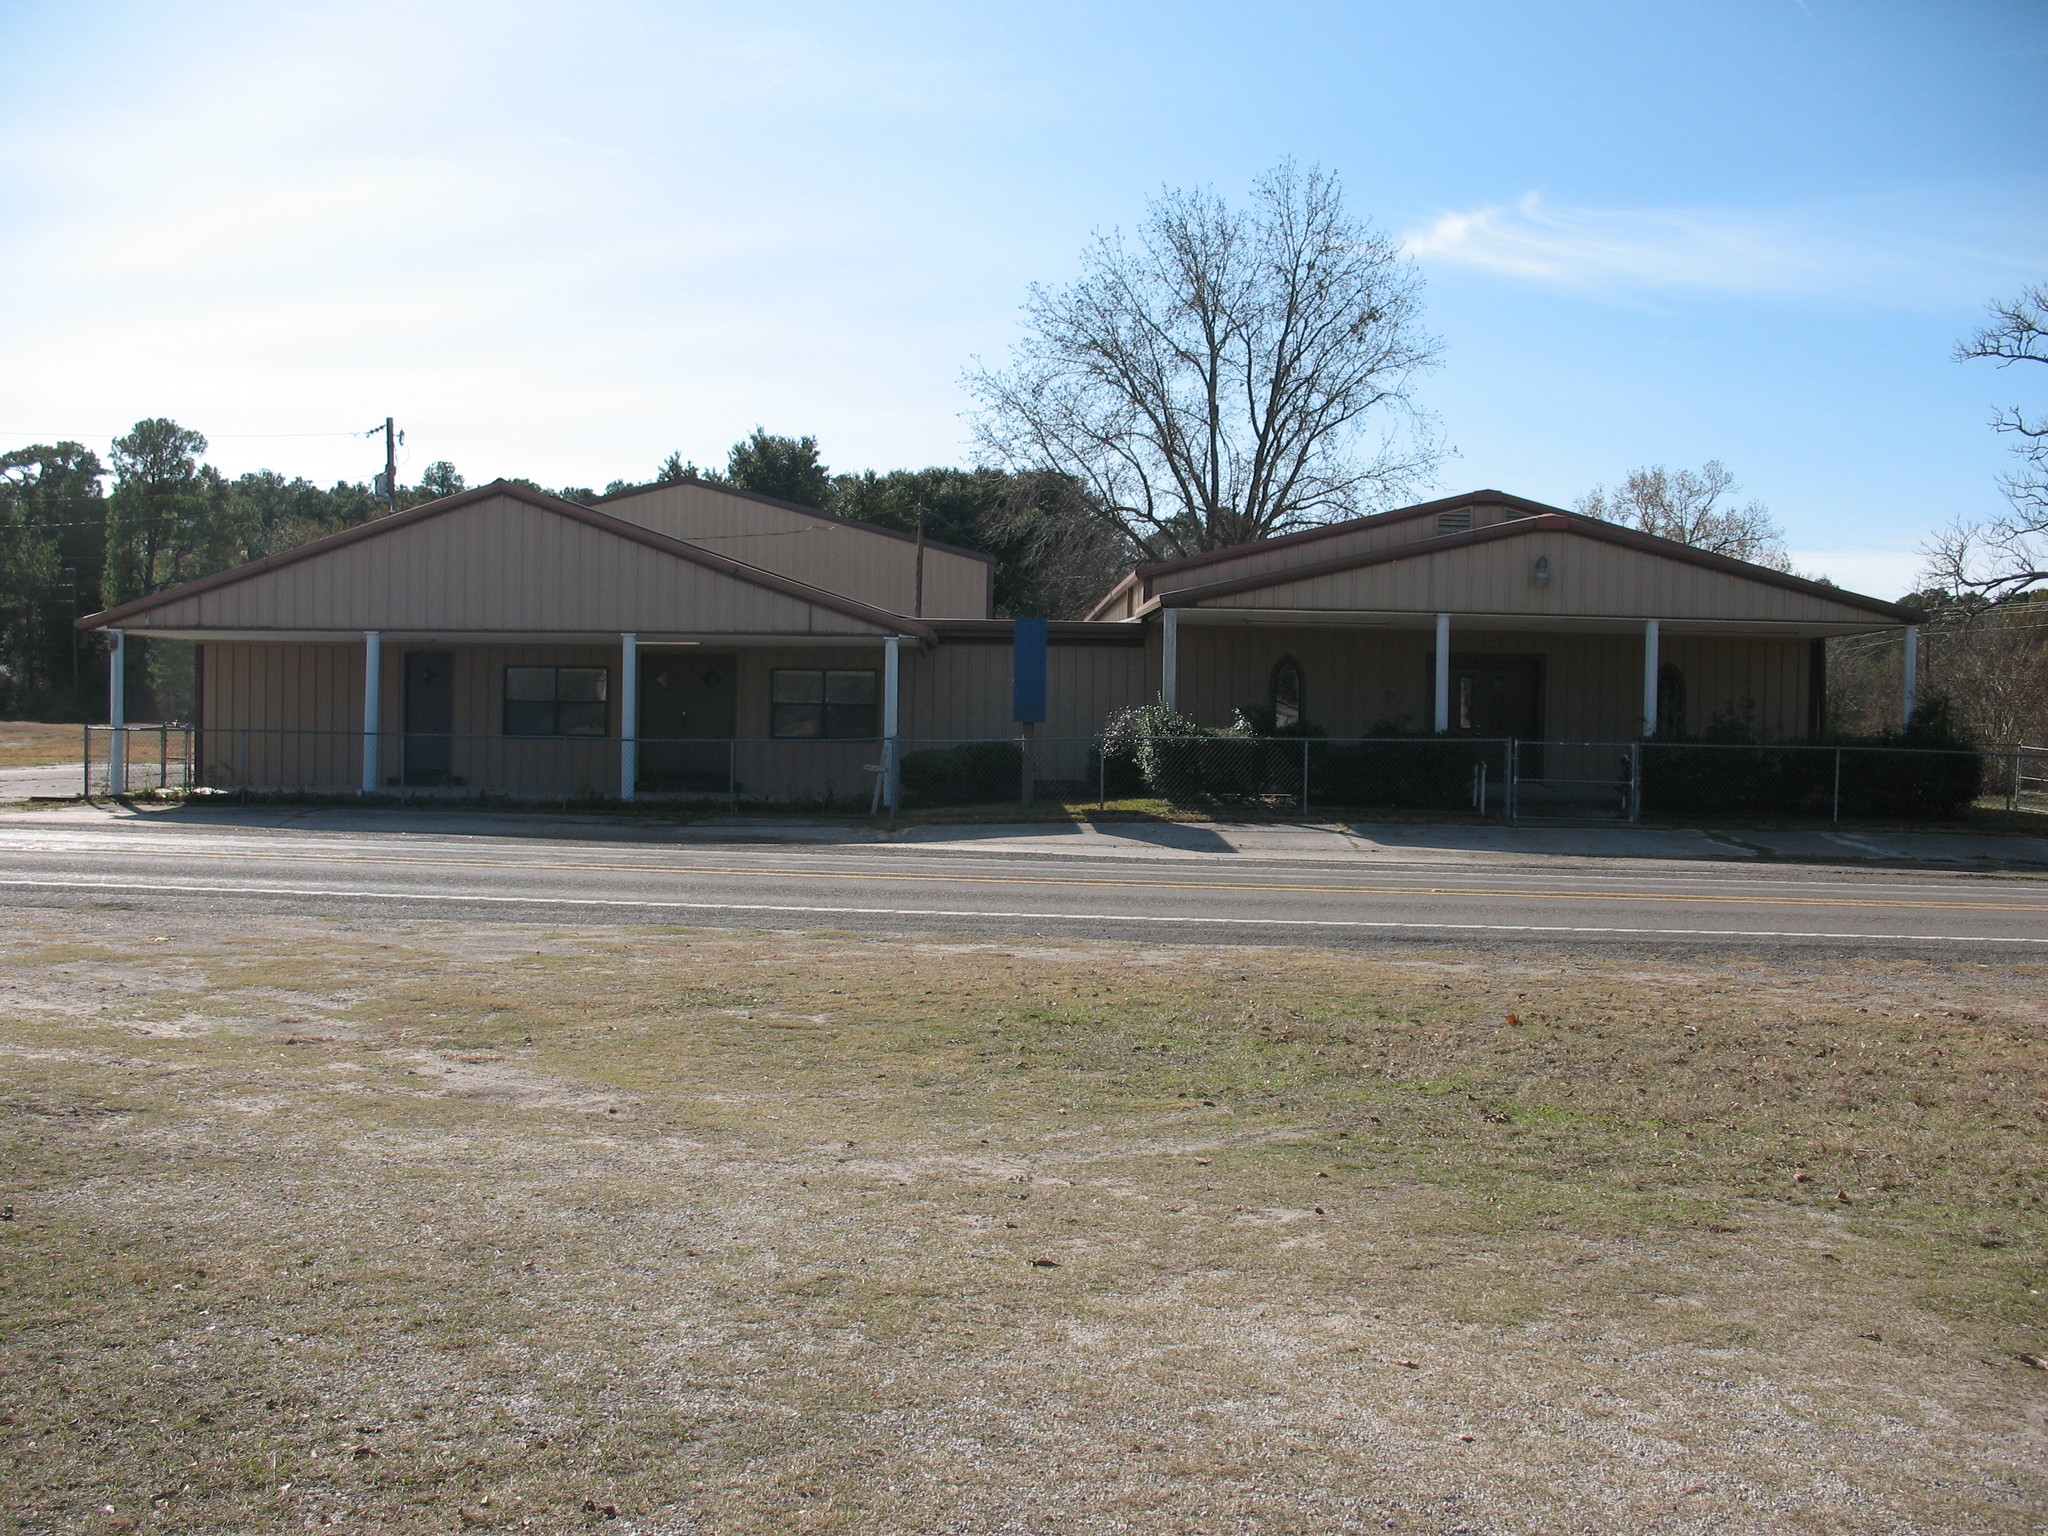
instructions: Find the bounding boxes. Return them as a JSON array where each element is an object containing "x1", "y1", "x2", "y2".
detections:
[
  {"x1": 368, "y1": 418, "x2": 402, "y2": 515},
  {"x1": 62, "y1": 563, "x2": 80, "y2": 700}
]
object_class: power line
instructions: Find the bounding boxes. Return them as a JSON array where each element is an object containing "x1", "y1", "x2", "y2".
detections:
[{"x1": 0, "y1": 429, "x2": 374, "y2": 441}]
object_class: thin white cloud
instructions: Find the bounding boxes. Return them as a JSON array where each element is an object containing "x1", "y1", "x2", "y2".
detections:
[{"x1": 1403, "y1": 191, "x2": 2038, "y2": 307}]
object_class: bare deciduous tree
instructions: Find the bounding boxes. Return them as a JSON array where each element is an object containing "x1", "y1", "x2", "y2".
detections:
[
  {"x1": 1925, "y1": 284, "x2": 2048, "y2": 604},
  {"x1": 966, "y1": 162, "x2": 1442, "y2": 560},
  {"x1": 1575, "y1": 460, "x2": 1791, "y2": 570}
]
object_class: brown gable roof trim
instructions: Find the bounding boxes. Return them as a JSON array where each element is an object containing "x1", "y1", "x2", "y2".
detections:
[
  {"x1": 591, "y1": 478, "x2": 997, "y2": 566},
  {"x1": 1146, "y1": 512, "x2": 1918, "y2": 622},
  {"x1": 77, "y1": 480, "x2": 935, "y2": 639},
  {"x1": 926, "y1": 619, "x2": 1147, "y2": 647},
  {"x1": 1138, "y1": 489, "x2": 1553, "y2": 579},
  {"x1": 1080, "y1": 488, "x2": 1551, "y2": 619}
]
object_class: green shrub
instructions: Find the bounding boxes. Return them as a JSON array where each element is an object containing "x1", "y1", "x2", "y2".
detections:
[
  {"x1": 898, "y1": 740, "x2": 1023, "y2": 807},
  {"x1": 1101, "y1": 705, "x2": 1496, "y2": 809},
  {"x1": 1308, "y1": 733, "x2": 1495, "y2": 811},
  {"x1": 1638, "y1": 701, "x2": 1984, "y2": 821}
]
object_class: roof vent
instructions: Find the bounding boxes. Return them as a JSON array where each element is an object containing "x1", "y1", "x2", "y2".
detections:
[{"x1": 1436, "y1": 509, "x2": 1474, "y2": 533}]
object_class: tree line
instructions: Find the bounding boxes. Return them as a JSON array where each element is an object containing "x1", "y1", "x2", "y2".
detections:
[{"x1": 0, "y1": 419, "x2": 1130, "y2": 721}]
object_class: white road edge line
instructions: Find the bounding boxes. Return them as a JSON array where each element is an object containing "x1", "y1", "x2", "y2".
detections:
[{"x1": 3, "y1": 876, "x2": 2042, "y2": 944}]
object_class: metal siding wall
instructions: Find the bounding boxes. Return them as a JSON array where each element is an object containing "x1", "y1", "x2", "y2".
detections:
[
  {"x1": 902, "y1": 645, "x2": 1010, "y2": 740},
  {"x1": 1661, "y1": 638, "x2": 1808, "y2": 740},
  {"x1": 1146, "y1": 512, "x2": 1489, "y2": 598},
  {"x1": 1177, "y1": 627, "x2": 1657, "y2": 740},
  {"x1": 900, "y1": 643, "x2": 1151, "y2": 741},
  {"x1": 595, "y1": 482, "x2": 990, "y2": 618},
  {"x1": 136, "y1": 496, "x2": 891, "y2": 635},
  {"x1": 201, "y1": 641, "x2": 362, "y2": 789},
  {"x1": 1178, "y1": 627, "x2": 1433, "y2": 734},
  {"x1": 1203, "y1": 532, "x2": 1892, "y2": 626}
]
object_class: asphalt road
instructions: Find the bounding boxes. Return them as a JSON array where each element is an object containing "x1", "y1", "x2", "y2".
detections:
[{"x1": 0, "y1": 815, "x2": 2042, "y2": 955}]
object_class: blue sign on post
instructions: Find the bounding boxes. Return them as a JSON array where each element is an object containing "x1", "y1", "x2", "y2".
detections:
[{"x1": 1012, "y1": 617, "x2": 1048, "y2": 723}]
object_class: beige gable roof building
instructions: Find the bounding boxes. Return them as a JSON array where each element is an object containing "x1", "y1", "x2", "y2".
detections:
[{"x1": 77, "y1": 483, "x2": 1920, "y2": 810}]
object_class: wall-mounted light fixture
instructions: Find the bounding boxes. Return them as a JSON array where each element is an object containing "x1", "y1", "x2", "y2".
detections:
[{"x1": 1531, "y1": 555, "x2": 1551, "y2": 586}]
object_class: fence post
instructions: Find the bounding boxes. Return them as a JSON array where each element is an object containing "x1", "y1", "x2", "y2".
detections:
[
  {"x1": 1628, "y1": 742, "x2": 1641, "y2": 822},
  {"x1": 729, "y1": 739, "x2": 739, "y2": 813},
  {"x1": 81, "y1": 725, "x2": 90, "y2": 798},
  {"x1": 1098, "y1": 739, "x2": 1107, "y2": 809},
  {"x1": 1506, "y1": 739, "x2": 1518, "y2": 824},
  {"x1": 1832, "y1": 748, "x2": 1842, "y2": 824},
  {"x1": 2010, "y1": 749, "x2": 2021, "y2": 826},
  {"x1": 1300, "y1": 735, "x2": 1310, "y2": 814}
]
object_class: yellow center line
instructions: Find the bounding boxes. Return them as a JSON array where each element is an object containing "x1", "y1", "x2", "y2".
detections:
[{"x1": 15, "y1": 840, "x2": 2047, "y2": 914}]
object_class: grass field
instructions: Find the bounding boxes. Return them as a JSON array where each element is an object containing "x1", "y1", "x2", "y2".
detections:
[
  {"x1": 0, "y1": 722, "x2": 83, "y2": 769},
  {"x1": 3, "y1": 914, "x2": 2044, "y2": 1534}
]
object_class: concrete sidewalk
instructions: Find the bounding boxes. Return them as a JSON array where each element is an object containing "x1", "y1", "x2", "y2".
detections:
[
  {"x1": 893, "y1": 818, "x2": 2048, "y2": 869},
  {"x1": 2, "y1": 798, "x2": 2044, "y2": 872}
]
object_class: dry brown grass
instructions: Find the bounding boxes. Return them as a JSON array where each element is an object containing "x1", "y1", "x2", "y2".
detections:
[
  {"x1": 2, "y1": 914, "x2": 2044, "y2": 1535},
  {"x1": 0, "y1": 722, "x2": 83, "y2": 769}
]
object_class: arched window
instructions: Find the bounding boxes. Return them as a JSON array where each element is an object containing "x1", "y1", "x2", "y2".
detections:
[
  {"x1": 1270, "y1": 656, "x2": 1305, "y2": 730},
  {"x1": 1656, "y1": 663, "x2": 1686, "y2": 738}
]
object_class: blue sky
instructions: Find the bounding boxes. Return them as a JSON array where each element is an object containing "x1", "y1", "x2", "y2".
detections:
[{"x1": 2, "y1": 0, "x2": 2042, "y2": 596}]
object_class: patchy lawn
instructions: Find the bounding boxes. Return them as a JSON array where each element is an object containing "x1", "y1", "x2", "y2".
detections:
[
  {"x1": 2, "y1": 915, "x2": 2043, "y2": 1534},
  {"x1": 0, "y1": 722, "x2": 83, "y2": 769}
]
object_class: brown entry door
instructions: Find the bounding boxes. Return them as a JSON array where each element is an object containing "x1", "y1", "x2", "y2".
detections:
[
  {"x1": 638, "y1": 653, "x2": 737, "y2": 792},
  {"x1": 1447, "y1": 655, "x2": 1544, "y2": 769},
  {"x1": 402, "y1": 651, "x2": 455, "y2": 786}
]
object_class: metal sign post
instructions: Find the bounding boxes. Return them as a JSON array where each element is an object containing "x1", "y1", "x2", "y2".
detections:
[{"x1": 1013, "y1": 618, "x2": 1047, "y2": 809}]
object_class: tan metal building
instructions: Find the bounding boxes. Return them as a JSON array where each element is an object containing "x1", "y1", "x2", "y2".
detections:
[{"x1": 78, "y1": 482, "x2": 1918, "y2": 805}]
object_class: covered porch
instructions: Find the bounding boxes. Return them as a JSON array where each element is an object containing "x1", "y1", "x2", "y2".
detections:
[
  {"x1": 115, "y1": 628, "x2": 919, "y2": 807},
  {"x1": 1155, "y1": 607, "x2": 1921, "y2": 741}
]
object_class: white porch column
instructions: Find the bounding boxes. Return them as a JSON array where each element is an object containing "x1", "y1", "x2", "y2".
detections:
[
  {"x1": 106, "y1": 628, "x2": 126, "y2": 791},
  {"x1": 1161, "y1": 608, "x2": 1181, "y2": 714},
  {"x1": 360, "y1": 630, "x2": 381, "y2": 795},
  {"x1": 1433, "y1": 613, "x2": 1452, "y2": 733},
  {"x1": 882, "y1": 635, "x2": 903, "y2": 812},
  {"x1": 618, "y1": 632, "x2": 638, "y2": 802},
  {"x1": 1901, "y1": 624, "x2": 1919, "y2": 727},
  {"x1": 1641, "y1": 618, "x2": 1660, "y2": 740}
]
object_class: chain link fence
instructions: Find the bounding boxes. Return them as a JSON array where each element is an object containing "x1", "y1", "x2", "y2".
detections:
[{"x1": 74, "y1": 725, "x2": 2039, "y2": 825}]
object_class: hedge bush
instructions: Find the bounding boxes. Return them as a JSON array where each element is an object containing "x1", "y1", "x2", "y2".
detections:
[
  {"x1": 898, "y1": 740, "x2": 1024, "y2": 807},
  {"x1": 1100, "y1": 705, "x2": 1494, "y2": 810},
  {"x1": 1637, "y1": 702, "x2": 1984, "y2": 821},
  {"x1": 1308, "y1": 736, "x2": 1496, "y2": 812}
]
